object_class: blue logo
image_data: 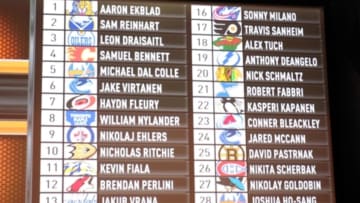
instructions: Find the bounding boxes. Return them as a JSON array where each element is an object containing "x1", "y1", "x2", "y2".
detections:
[
  {"x1": 68, "y1": 63, "x2": 96, "y2": 78},
  {"x1": 219, "y1": 129, "x2": 243, "y2": 144},
  {"x1": 213, "y1": 6, "x2": 241, "y2": 21},
  {"x1": 67, "y1": 127, "x2": 95, "y2": 143},
  {"x1": 66, "y1": 110, "x2": 96, "y2": 126},
  {"x1": 67, "y1": 31, "x2": 96, "y2": 46},
  {"x1": 215, "y1": 82, "x2": 244, "y2": 98},
  {"x1": 216, "y1": 51, "x2": 241, "y2": 66},
  {"x1": 69, "y1": 78, "x2": 94, "y2": 94},
  {"x1": 69, "y1": 16, "x2": 95, "y2": 31}
]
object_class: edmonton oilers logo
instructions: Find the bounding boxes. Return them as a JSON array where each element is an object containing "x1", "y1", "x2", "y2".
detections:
[{"x1": 67, "y1": 31, "x2": 96, "y2": 46}]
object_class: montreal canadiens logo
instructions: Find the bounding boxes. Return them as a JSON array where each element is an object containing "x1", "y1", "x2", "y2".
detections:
[
  {"x1": 66, "y1": 94, "x2": 96, "y2": 110},
  {"x1": 67, "y1": 127, "x2": 95, "y2": 143},
  {"x1": 216, "y1": 161, "x2": 247, "y2": 176}
]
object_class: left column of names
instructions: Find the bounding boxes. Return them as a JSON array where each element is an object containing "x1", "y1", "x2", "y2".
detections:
[{"x1": 41, "y1": 0, "x2": 99, "y2": 202}]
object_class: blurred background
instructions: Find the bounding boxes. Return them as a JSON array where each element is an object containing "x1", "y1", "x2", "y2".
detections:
[{"x1": 0, "y1": 0, "x2": 358, "y2": 202}]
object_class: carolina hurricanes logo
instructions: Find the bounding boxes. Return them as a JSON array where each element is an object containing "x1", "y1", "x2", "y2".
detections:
[{"x1": 66, "y1": 95, "x2": 96, "y2": 110}]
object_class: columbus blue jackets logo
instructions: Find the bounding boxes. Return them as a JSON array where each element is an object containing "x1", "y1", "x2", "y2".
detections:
[{"x1": 213, "y1": 6, "x2": 241, "y2": 21}]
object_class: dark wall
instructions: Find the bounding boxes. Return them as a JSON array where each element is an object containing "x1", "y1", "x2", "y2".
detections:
[{"x1": 325, "y1": 0, "x2": 360, "y2": 202}]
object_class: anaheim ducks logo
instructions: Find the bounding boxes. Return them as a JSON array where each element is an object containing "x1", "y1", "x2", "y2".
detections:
[{"x1": 68, "y1": 143, "x2": 97, "y2": 159}]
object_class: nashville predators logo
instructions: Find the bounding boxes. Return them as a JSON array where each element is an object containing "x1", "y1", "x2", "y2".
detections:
[{"x1": 67, "y1": 143, "x2": 97, "y2": 159}]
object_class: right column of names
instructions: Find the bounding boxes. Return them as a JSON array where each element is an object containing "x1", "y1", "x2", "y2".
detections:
[{"x1": 242, "y1": 6, "x2": 334, "y2": 203}]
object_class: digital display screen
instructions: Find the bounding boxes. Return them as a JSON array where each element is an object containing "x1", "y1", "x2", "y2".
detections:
[{"x1": 28, "y1": 0, "x2": 335, "y2": 203}]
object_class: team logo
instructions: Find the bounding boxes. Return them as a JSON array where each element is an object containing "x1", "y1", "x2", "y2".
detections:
[
  {"x1": 64, "y1": 160, "x2": 97, "y2": 176},
  {"x1": 218, "y1": 145, "x2": 246, "y2": 161},
  {"x1": 218, "y1": 193, "x2": 247, "y2": 203},
  {"x1": 215, "y1": 98, "x2": 244, "y2": 113},
  {"x1": 67, "y1": 31, "x2": 97, "y2": 46},
  {"x1": 66, "y1": 127, "x2": 95, "y2": 143},
  {"x1": 217, "y1": 129, "x2": 245, "y2": 145},
  {"x1": 217, "y1": 177, "x2": 247, "y2": 192},
  {"x1": 67, "y1": 0, "x2": 97, "y2": 15},
  {"x1": 214, "y1": 21, "x2": 242, "y2": 36},
  {"x1": 215, "y1": 82, "x2": 244, "y2": 97},
  {"x1": 66, "y1": 47, "x2": 97, "y2": 62},
  {"x1": 66, "y1": 95, "x2": 96, "y2": 110},
  {"x1": 213, "y1": 6, "x2": 241, "y2": 21},
  {"x1": 65, "y1": 143, "x2": 97, "y2": 159},
  {"x1": 65, "y1": 176, "x2": 96, "y2": 192},
  {"x1": 63, "y1": 193, "x2": 97, "y2": 203},
  {"x1": 66, "y1": 110, "x2": 96, "y2": 126},
  {"x1": 215, "y1": 51, "x2": 242, "y2": 66},
  {"x1": 213, "y1": 36, "x2": 242, "y2": 51},
  {"x1": 215, "y1": 114, "x2": 245, "y2": 129},
  {"x1": 68, "y1": 16, "x2": 96, "y2": 31},
  {"x1": 216, "y1": 161, "x2": 247, "y2": 177},
  {"x1": 215, "y1": 67, "x2": 243, "y2": 82},
  {"x1": 66, "y1": 78, "x2": 96, "y2": 94},
  {"x1": 67, "y1": 63, "x2": 96, "y2": 78}
]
